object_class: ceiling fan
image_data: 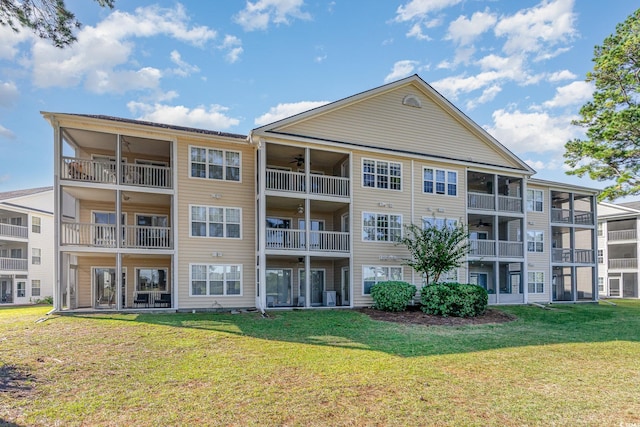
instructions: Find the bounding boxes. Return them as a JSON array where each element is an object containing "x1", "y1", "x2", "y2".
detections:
[
  {"x1": 475, "y1": 218, "x2": 491, "y2": 227},
  {"x1": 289, "y1": 154, "x2": 305, "y2": 167}
]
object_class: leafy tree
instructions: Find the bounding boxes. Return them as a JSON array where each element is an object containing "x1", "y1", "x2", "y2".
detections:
[
  {"x1": 564, "y1": 8, "x2": 640, "y2": 201},
  {"x1": 399, "y1": 220, "x2": 470, "y2": 286},
  {"x1": 0, "y1": 0, "x2": 114, "y2": 47}
]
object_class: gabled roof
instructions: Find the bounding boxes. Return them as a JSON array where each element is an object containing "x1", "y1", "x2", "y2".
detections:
[
  {"x1": 618, "y1": 201, "x2": 640, "y2": 211},
  {"x1": 251, "y1": 74, "x2": 535, "y2": 174},
  {"x1": 0, "y1": 186, "x2": 53, "y2": 201}
]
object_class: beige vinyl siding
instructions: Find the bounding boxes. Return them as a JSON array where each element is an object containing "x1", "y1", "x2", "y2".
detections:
[
  {"x1": 176, "y1": 135, "x2": 256, "y2": 309},
  {"x1": 78, "y1": 201, "x2": 170, "y2": 225},
  {"x1": 278, "y1": 85, "x2": 523, "y2": 169},
  {"x1": 526, "y1": 184, "x2": 551, "y2": 303},
  {"x1": 76, "y1": 255, "x2": 116, "y2": 308}
]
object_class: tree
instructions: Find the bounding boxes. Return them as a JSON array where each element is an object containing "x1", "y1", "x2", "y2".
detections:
[
  {"x1": 399, "y1": 220, "x2": 470, "y2": 286},
  {"x1": 564, "y1": 8, "x2": 640, "y2": 201},
  {"x1": 0, "y1": 0, "x2": 114, "y2": 48}
]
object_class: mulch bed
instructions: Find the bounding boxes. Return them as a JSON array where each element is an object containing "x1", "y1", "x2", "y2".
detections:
[{"x1": 358, "y1": 306, "x2": 517, "y2": 326}]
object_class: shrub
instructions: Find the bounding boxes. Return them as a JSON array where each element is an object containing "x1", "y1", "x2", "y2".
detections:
[
  {"x1": 420, "y1": 282, "x2": 488, "y2": 317},
  {"x1": 370, "y1": 281, "x2": 417, "y2": 312},
  {"x1": 33, "y1": 296, "x2": 54, "y2": 305}
]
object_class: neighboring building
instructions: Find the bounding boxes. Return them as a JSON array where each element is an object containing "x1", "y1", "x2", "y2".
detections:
[
  {"x1": 43, "y1": 75, "x2": 599, "y2": 312},
  {"x1": 597, "y1": 201, "x2": 640, "y2": 298},
  {"x1": 0, "y1": 186, "x2": 54, "y2": 304}
]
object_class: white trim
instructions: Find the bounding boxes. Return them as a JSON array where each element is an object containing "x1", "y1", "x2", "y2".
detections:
[
  {"x1": 264, "y1": 267, "x2": 293, "y2": 306},
  {"x1": 188, "y1": 205, "x2": 242, "y2": 239},
  {"x1": 527, "y1": 271, "x2": 545, "y2": 294},
  {"x1": 527, "y1": 230, "x2": 544, "y2": 253},
  {"x1": 189, "y1": 263, "x2": 243, "y2": 297},
  {"x1": 361, "y1": 158, "x2": 403, "y2": 192},
  {"x1": 526, "y1": 188, "x2": 544, "y2": 213},
  {"x1": 422, "y1": 166, "x2": 458, "y2": 197},
  {"x1": 362, "y1": 265, "x2": 403, "y2": 296},
  {"x1": 361, "y1": 212, "x2": 403, "y2": 243},
  {"x1": 188, "y1": 145, "x2": 242, "y2": 183},
  {"x1": 135, "y1": 267, "x2": 169, "y2": 293}
]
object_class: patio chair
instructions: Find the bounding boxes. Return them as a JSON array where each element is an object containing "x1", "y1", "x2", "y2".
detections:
[
  {"x1": 154, "y1": 293, "x2": 171, "y2": 308},
  {"x1": 133, "y1": 293, "x2": 149, "y2": 308}
]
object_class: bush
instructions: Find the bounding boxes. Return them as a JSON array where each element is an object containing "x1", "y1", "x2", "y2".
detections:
[
  {"x1": 370, "y1": 281, "x2": 417, "y2": 312},
  {"x1": 420, "y1": 282, "x2": 488, "y2": 317},
  {"x1": 33, "y1": 296, "x2": 54, "y2": 305}
]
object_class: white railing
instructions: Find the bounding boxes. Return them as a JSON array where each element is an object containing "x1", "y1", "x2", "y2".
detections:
[
  {"x1": 62, "y1": 157, "x2": 116, "y2": 184},
  {"x1": 310, "y1": 175, "x2": 350, "y2": 198},
  {"x1": 468, "y1": 192, "x2": 494, "y2": 210},
  {"x1": 552, "y1": 248, "x2": 572, "y2": 262},
  {"x1": 574, "y1": 249, "x2": 594, "y2": 264},
  {"x1": 498, "y1": 241, "x2": 523, "y2": 257},
  {"x1": 609, "y1": 258, "x2": 638, "y2": 269},
  {"x1": 266, "y1": 228, "x2": 305, "y2": 250},
  {"x1": 266, "y1": 169, "x2": 305, "y2": 193},
  {"x1": 123, "y1": 225, "x2": 172, "y2": 249},
  {"x1": 551, "y1": 208, "x2": 572, "y2": 223},
  {"x1": 121, "y1": 163, "x2": 172, "y2": 189},
  {"x1": 608, "y1": 229, "x2": 637, "y2": 241},
  {"x1": 0, "y1": 223, "x2": 27, "y2": 239},
  {"x1": 61, "y1": 222, "x2": 117, "y2": 247},
  {"x1": 498, "y1": 196, "x2": 522, "y2": 213},
  {"x1": 309, "y1": 231, "x2": 349, "y2": 252},
  {"x1": 0, "y1": 257, "x2": 27, "y2": 271},
  {"x1": 469, "y1": 239, "x2": 496, "y2": 256}
]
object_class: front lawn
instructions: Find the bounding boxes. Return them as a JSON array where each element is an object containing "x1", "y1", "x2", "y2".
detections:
[{"x1": 1, "y1": 301, "x2": 639, "y2": 426}]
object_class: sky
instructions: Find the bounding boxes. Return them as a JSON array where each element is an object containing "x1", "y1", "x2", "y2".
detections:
[{"x1": 0, "y1": 0, "x2": 637, "y2": 200}]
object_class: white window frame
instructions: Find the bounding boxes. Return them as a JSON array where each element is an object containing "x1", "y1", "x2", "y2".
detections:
[
  {"x1": 423, "y1": 167, "x2": 458, "y2": 196},
  {"x1": 527, "y1": 230, "x2": 544, "y2": 253},
  {"x1": 189, "y1": 264, "x2": 243, "y2": 297},
  {"x1": 362, "y1": 265, "x2": 403, "y2": 295},
  {"x1": 362, "y1": 212, "x2": 402, "y2": 242},
  {"x1": 189, "y1": 146, "x2": 241, "y2": 182},
  {"x1": 362, "y1": 158, "x2": 402, "y2": 191},
  {"x1": 16, "y1": 281, "x2": 26, "y2": 298},
  {"x1": 31, "y1": 279, "x2": 41, "y2": 297},
  {"x1": 135, "y1": 267, "x2": 169, "y2": 292},
  {"x1": 32, "y1": 216, "x2": 41, "y2": 233},
  {"x1": 598, "y1": 277, "x2": 604, "y2": 292},
  {"x1": 597, "y1": 249, "x2": 604, "y2": 264},
  {"x1": 527, "y1": 271, "x2": 544, "y2": 294},
  {"x1": 32, "y1": 248, "x2": 41, "y2": 265},
  {"x1": 527, "y1": 189, "x2": 544, "y2": 212},
  {"x1": 422, "y1": 216, "x2": 457, "y2": 229},
  {"x1": 189, "y1": 205, "x2": 242, "y2": 239}
]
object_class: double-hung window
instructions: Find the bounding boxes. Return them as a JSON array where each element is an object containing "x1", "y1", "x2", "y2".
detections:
[
  {"x1": 362, "y1": 159, "x2": 401, "y2": 190},
  {"x1": 362, "y1": 212, "x2": 402, "y2": 242},
  {"x1": 527, "y1": 272, "x2": 544, "y2": 293},
  {"x1": 31, "y1": 280, "x2": 41, "y2": 297},
  {"x1": 423, "y1": 217, "x2": 457, "y2": 229},
  {"x1": 597, "y1": 249, "x2": 604, "y2": 264},
  {"x1": 190, "y1": 264, "x2": 242, "y2": 296},
  {"x1": 527, "y1": 189, "x2": 543, "y2": 212},
  {"x1": 363, "y1": 266, "x2": 403, "y2": 295},
  {"x1": 527, "y1": 231, "x2": 543, "y2": 252},
  {"x1": 190, "y1": 147, "x2": 241, "y2": 181},
  {"x1": 423, "y1": 167, "x2": 457, "y2": 196},
  {"x1": 190, "y1": 206, "x2": 241, "y2": 238},
  {"x1": 32, "y1": 248, "x2": 41, "y2": 265},
  {"x1": 136, "y1": 268, "x2": 168, "y2": 292},
  {"x1": 32, "y1": 217, "x2": 41, "y2": 233}
]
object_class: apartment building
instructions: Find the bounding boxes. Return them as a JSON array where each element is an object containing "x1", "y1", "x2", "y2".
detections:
[
  {"x1": 0, "y1": 186, "x2": 54, "y2": 304},
  {"x1": 44, "y1": 75, "x2": 598, "y2": 312},
  {"x1": 597, "y1": 201, "x2": 640, "y2": 298}
]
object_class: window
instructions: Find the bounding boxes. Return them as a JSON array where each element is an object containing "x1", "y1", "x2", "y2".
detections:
[
  {"x1": 362, "y1": 212, "x2": 402, "y2": 242},
  {"x1": 597, "y1": 222, "x2": 603, "y2": 237},
  {"x1": 598, "y1": 277, "x2": 604, "y2": 292},
  {"x1": 31, "y1": 280, "x2": 41, "y2": 297},
  {"x1": 362, "y1": 159, "x2": 401, "y2": 190},
  {"x1": 597, "y1": 249, "x2": 604, "y2": 264},
  {"x1": 190, "y1": 206, "x2": 241, "y2": 238},
  {"x1": 422, "y1": 217, "x2": 457, "y2": 229},
  {"x1": 423, "y1": 167, "x2": 457, "y2": 196},
  {"x1": 32, "y1": 217, "x2": 41, "y2": 233},
  {"x1": 190, "y1": 147, "x2": 240, "y2": 181},
  {"x1": 17, "y1": 281, "x2": 25, "y2": 298},
  {"x1": 190, "y1": 264, "x2": 242, "y2": 296},
  {"x1": 527, "y1": 231, "x2": 543, "y2": 252},
  {"x1": 363, "y1": 266, "x2": 402, "y2": 295},
  {"x1": 32, "y1": 248, "x2": 41, "y2": 265},
  {"x1": 10, "y1": 248, "x2": 22, "y2": 259},
  {"x1": 527, "y1": 189, "x2": 544, "y2": 212},
  {"x1": 527, "y1": 272, "x2": 544, "y2": 293},
  {"x1": 440, "y1": 268, "x2": 458, "y2": 283},
  {"x1": 136, "y1": 268, "x2": 168, "y2": 292}
]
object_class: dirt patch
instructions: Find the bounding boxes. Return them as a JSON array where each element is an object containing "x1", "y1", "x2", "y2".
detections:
[{"x1": 358, "y1": 306, "x2": 516, "y2": 326}]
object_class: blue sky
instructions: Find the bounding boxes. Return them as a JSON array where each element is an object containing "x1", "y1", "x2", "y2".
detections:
[{"x1": 0, "y1": 0, "x2": 637, "y2": 199}]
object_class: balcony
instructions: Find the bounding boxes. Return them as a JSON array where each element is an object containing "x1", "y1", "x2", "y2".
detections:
[
  {"x1": 0, "y1": 257, "x2": 28, "y2": 271},
  {"x1": 266, "y1": 169, "x2": 349, "y2": 198},
  {"x1": 608, "y1": 258, "x2": 638, "y2": 269},
  {"x1": 0, "y1": 223, "x2": 27, "y2": 239},
  {"x1": 265, "y1": 228, "x2": 349, "y2": 253},
  {"x1": 61, "y1": 222, "x2": 172, "y2": 249},
  {"x1": 608, "y1": 229, "x2": 637, "y2": 241},
  {"x1": 468, "y1": 240, "x2": 523, "y2": 257},
  {"x1": 62, "y1": 157, "x2": 172, "y2": 190},
  {"x1": 552, "y1": 248, "x2": 595, "y2": 264},
  {"x1": 551, "y1": 208, "x2": 594, "y2": 225},
  {"x1": 467, "y1": 192, "x2": 522, "y2": 213}
]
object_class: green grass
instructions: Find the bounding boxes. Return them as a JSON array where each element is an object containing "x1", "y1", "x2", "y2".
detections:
[{"x1": 1, "y1": 301, "x2": 640, "y2": 426}]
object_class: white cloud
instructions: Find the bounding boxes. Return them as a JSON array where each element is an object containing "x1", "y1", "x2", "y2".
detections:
[
  {"x1": 0, "y1": 124, "x2": 15, "y2": 139},
  {"x1": 445, "y1": 10, "x2": 497, "y2": 46},
  {"x1": 169, "y1": 50, "x2": 200, "y2": 77},
  {"x1": 384, "y1": 60, "x2": 419, "y2": 83},
  {"x1": 466, "y1": 84, "x2": 501, "y2": 110},
  {"x1": 548, "y1": 69, "x2": 577, "y2": 82},
  {"x1": 394, "y1": 0, "x2": 462, "y2": 22},
  {"x1": 0, "y1": 25, "x2": 32, "y2": 60},
  {"x1": 219, "y1": 35, "x2": 243, "y2": 63},
  {"x1": 543, "y1": 80, "x2": 593, "y2": 108},
  {"x1": 234, "y1": 0, "x2": 311, "y2": 32},
  {"x1": 0, "y1": 81, "x2": 20, "y2": 107},
  {"x1": 524, "y1": 158, "x2": 563, "y2": 170},
  {"x1": 406, "y1": 23, "x2": 432, "y2": 41},
  {"x1": 494, "y1": 0, "x2": 577, "y2": 57},
  {"x1": 30, "y1": 4, "x2": 216, "y2": 92},
  {"x1": 254, "y1": 101, "x2": 329, "y2": 126},
  {"x1": 127, "y1": 102, "x2": 240, "y2": 130},
  {"x1": 485, "y1": 108, "x2": 580, "y2": 154}
]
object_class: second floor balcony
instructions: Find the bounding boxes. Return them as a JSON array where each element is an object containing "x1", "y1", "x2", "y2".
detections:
[
  {"x1": 551, "y1": 208, "x2": 594, "y2": 225},
  {"x1": 608, "y1": 258, "x2": 638, "y2": 269},
  {"x1": 467, "y1": 192, "x2": 522, "y2": 213},
  {"x1": 265, "y1": 169, "x2": 349, "y2": 198},
  {"x1": 0, "y1": 223, "x2": 28, "y2": 239},
  {"x1": 468, "y1": 240, "x2": 523, "y2": 258},
  {"x1": 0, "y1": 257, "x2": 28, "y2": 271},
  {"x1": 61, "y1": 222, "x2": 172, "y2": 249},
  {"x1": 265, "y1": 228, "x2": 349, "y2": 253},
  {"x1": 552, "y1": 248, "x2": 594, "y2": 264},
  {"x1": 608, "y1": 229, "x2": 637, "y2": 241},
  {"x1": 62, "y1": 157, "x2": 172, "y2": 190}
]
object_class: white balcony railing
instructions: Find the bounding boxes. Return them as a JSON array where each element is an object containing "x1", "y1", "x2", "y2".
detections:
[
  {"x1": 121, "y1": 163, "x2": 172, "y2": 189},
  {"x1": 468, "y1": 192, "x2": 494, "y2": 210},
  {"x1": 498, "y1": 195, "x2": 522, "y2": 213},
  {"x1": 61, "y1": 222, "x2": 172, "y2": 249},
  {"x1": 266, "y1": 228, "x2": 305, "y2": 250},
  {"x1": 0, "y1": 257, "x2": 28, "y2": 271},
  {"x1": 498, "y1": 241, "x2": 524, "y2": 257},
  {"x1": 309, "y1": 175, "x2": 350, "y2": 198},
  {"x1": 266, "y1": 169, "x2": 305, "y2": 193},
  {"x1": 608, "y1": 229, "x2": 637, "y2": 241},
  {"x1": 265, "y1": 228, "x2": 349, "y2": 253},
  {"x1": 123, "y1": 225, "x2": 172, "y2": 249},
  {"x1": 309, "y1": 231, "x2": 349, "y2": 252},
  {"x1": 574, "y1": 249, "x2": 594, "y2": 264},
  {"x1": 469, "y1": 239, "x2": 496, "y2": 256},
  {"x1": 265, "y1": 169, "x2": 349, "y2": 197},
  {"x1": 0, "y1": 223, "x2": 28, "y2": 239},
  {"x1": 62, "y1": 157, "x2": 172, "y2": 189},
  {"x1": 608, "y1": 258, "x2": 638, "y2": 269}
]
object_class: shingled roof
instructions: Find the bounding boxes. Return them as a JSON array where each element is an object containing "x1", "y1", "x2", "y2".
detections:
[{"x1": 0, "y1": 186, "x2": 53, "y2": 201}]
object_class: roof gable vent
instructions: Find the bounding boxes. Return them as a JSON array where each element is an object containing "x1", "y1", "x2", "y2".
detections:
[{"x1": 402, "y1": 95, "x2": 422, "y2": 108}]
